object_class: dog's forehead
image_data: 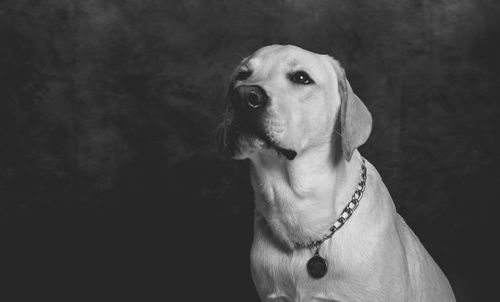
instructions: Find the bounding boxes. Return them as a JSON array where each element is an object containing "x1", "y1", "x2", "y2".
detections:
[{"x1": 244, "y1": 45, "x2": 331, "y2": 77}]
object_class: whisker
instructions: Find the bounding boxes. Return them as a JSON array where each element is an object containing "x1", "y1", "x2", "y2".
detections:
[{"x1": 213, "y1": 109, "x2": 233, "y2": 149}]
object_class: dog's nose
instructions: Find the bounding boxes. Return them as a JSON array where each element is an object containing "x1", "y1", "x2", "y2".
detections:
[{"x1": 231, "y1": 85, "x2": 268, "y2": 110}]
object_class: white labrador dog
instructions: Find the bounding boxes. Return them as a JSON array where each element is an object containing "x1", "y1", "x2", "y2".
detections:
[{"x1": 221, "y1": 45, "x2": 455, "y2": 302}]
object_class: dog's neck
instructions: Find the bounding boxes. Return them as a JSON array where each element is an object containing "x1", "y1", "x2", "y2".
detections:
[{"x1": 249, "y1": 144, "x2": 363, "y2": 249}]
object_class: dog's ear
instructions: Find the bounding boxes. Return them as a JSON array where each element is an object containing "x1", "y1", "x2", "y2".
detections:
[
  {"x1": 217, "y1": 59, "x2": 246, "y2": 153},
  {"x1": 331, "y1": 59, "x2": 372, "y2": 161},
  {"x1": 217, "y1": 74, "x2": 236, "y2": 153}
]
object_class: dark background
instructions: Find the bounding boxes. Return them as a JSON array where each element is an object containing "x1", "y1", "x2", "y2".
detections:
[{"x1": 1, "y1": 0, "x2": 498, "y2": 300}]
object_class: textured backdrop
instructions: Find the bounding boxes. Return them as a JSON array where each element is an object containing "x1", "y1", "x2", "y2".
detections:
[{"x1": 1, "y1": 0, "x2": 498, "y2": 300}]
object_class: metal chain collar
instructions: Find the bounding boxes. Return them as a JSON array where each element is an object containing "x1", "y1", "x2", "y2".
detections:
[{"x1": 300, "y1": 158, "x2": 367, "y2": 251}]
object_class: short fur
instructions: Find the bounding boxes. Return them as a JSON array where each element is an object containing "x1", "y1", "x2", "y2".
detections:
[{"x1": 222, "y1": 45, "x2": 455, "y2": 302}]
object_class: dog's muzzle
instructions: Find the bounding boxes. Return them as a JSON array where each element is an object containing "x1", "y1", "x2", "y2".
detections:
[
  {"x1": 224, "y1": 85, "x2": 297, "y2": 160},
  {"x1": 227, "y1": 84, "x2": 268, "y2": 138}
]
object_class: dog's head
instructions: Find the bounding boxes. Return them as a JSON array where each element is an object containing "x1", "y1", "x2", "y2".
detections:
[{"x1": 220, "y1": 44, "x2": 372, "y2": 162}]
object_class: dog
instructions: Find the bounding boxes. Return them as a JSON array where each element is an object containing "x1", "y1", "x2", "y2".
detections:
[{"x1": 220, "y1": 45, "x2": 455, "y2": 302}]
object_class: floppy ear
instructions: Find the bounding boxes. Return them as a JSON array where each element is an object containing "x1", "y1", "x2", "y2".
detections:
[
  {"x1": 217, "y1": 72, "x2": 236, "y2": 152},
  {"x1": 332, "y1": 60, "x2": 372, "y2": 161},
  {"x1": 217, "y1": 60, "x2": 246, "y2": 153}
]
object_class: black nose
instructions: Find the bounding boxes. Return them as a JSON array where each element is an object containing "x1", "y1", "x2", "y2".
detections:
[{"x1": 230, "y1": 85, "x2": 268, "y2": 110}]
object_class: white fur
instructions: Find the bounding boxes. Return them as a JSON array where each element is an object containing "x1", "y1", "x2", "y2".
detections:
[{"x1": 230, "y1": 45, "x2": 455, "y2": 302}]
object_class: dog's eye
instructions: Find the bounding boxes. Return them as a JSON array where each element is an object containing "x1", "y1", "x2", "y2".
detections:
[
  {"x1": 289, "y1": 71, "x2": 314, "y2": 85},
  {"x1": 235, "y1": 70, "x2": 252, "y2": 81}
]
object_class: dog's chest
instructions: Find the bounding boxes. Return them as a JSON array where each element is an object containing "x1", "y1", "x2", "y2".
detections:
[
  {"x1": 250, "y1": 218, "x2": 347, "y2": 302},
  {"x1": 250, "y1": 238, "x2": 343, "y2": 302}
]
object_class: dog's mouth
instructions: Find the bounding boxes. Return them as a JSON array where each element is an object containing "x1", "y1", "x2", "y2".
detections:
[
  {"x1": 275, "y1": 147, "x2": 297, "y2": 160},
  {"x1": 219, "y1": 103, "x2": 297, "y2": 161},
  {"x1": 258, "y1": 132, "x2": 297, "y2": 160},
  {"x1": 220, "y1": 118, "x2": 297, "y2": 161}
]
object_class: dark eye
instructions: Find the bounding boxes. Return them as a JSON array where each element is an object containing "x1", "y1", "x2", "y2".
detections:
[
  {"x1": 290, "y1": 71, "x2": 314, "y2": 85},
  {"x1": 235, "y1": 70, "x2": 252, "y2": 81}
]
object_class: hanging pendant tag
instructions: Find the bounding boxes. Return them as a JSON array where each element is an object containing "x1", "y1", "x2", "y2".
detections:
[
  {"x1": 303, "y1": 160, "x2": 365, "y2": 279},
  {"x1": 307, "y1": 249, "x2": 328, "y2": 279}
]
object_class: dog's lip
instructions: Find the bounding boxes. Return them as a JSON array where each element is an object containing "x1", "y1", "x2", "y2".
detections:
[
  {"x1": 273, "y1": 146, "x2": 297, "y2": 160},
  {"x1": 226, "y1": 117, "x2": 296, "y2": 160},
  {"x1": 255, "y1": 132, "x2": 297, "y2": 160}
]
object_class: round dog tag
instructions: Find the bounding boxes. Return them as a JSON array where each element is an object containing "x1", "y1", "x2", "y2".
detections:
[{"x1": 307, "y1": 255, "x2": 328, "y2": 279}]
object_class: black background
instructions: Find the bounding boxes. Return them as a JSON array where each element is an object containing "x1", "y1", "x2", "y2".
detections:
[{"x1": 1, "y1": 0, "x2": 498, "y2": 300}]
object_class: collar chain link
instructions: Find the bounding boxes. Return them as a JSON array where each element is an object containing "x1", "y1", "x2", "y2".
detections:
[{"x1": 298, "y1": 158, "x2": 367, "y2": 251}]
